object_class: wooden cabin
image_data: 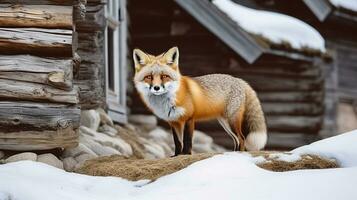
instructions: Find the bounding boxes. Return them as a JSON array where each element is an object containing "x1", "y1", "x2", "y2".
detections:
[
  {"x1": 0, "y1": 0, "x2": 128, "y2": 151},
  {"x1": 127, "y1": 0, "x2": 328, "y2": 149},
  {"x1": 251, "y1": 0, "x2": 357, "y2": 135}
]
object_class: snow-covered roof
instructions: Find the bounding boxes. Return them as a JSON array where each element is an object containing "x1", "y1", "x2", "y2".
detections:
[
  {"x1": 212, "y1": 0, "x2": 326, "y2": 53},
  {"x1": 329, "y1": 0, "x2": 357, "y2": 12}
]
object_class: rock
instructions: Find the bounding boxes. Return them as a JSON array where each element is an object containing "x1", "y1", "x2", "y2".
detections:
[
  {"x1": 81, "y1": 134, "x2": 121, "y2": 156},
  {"x1": 128, "y1": 115, "x2": 157, "y2": 130},
  {"x1": 143, "y1": 142, "x2": 166, "y2": 159},
  {"x1": 96, "y1": 108, "x2": 114, "y2": 127},
  {"x1": 37, "y1": 153, "x2": 63, "y2": 169},
  {"x1": 75, "y1": 153, "x2": 96, "y2": 165},
  {"x1": 63, "y1": 157, "x2": 78, "y2": 172},
  {"x1": 0, "y1": 151, "x2": 4, "y2": 159},
  {"x1": 148, "y1": 128, "x2": 171, "y2": 142},
  {"x1": 80, "y1": 110, "x2": 100, "y2": 131},
  {"x1": 62, "y1": 143, "x2": 97, "y2": 158},
  {"x1": 80, "y1": 126, "x2": 133, "y2": 156},
  {"x1": 193, "y1": 144, "x2": 214, "y2": 153},
  {"x1": 5, "y1": 152, "x2": 37, "y2": 163},
  {"x1": 193, "y1": 130, "x2": 213, "y2": 144},
  {"x1": 98, "y1": 124, "x2": 118, "y2": 137}
]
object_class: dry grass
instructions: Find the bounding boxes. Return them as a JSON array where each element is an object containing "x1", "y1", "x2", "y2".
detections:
[
  {"x1": 76, "y1": 152, "x2": 338, "y2": 181},
  {"x1": 76, "y1": 153, "x2": 216, "y2": 181}
]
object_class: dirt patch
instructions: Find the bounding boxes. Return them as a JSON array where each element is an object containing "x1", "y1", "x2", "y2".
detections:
[
  {"x1": 76, "y1": 152, "x2": 338, "y2": 181},
  {"x1": 76, "y1": 153, "x2": 216, "y2": 181},
  {"x1": 253, "y1": 152, "x2": 338, "y2": 172}
]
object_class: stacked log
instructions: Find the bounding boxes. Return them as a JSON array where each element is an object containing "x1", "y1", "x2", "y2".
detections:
[
  {"x1": 74, "y1": 0, "x2": 106, "y2": 109},
  {"x1": 0, "y1": 2, "x2": 81, "y2": 150}
]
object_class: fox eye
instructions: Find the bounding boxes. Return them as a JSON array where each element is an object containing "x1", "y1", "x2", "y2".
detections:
[
  {"x1": 144, "y1": 75, "x2": 153, "y2": 80},
  {"x1": 161, "y1": 75, "x2": 170, "y2": 79}
]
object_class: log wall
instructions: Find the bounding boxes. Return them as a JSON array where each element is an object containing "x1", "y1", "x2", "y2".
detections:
[
  {"x1": 0, "y1": 0, "x2": 83, "y2": 150},
  {"x1": 75, "y1": 1, "x2": 106, "y2": 109},
  {"x1": 128, "y1": 0, "x2": 325, "y2": 149}
]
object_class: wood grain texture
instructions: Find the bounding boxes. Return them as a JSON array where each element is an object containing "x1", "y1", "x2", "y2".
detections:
[
  {"x1": 0, "y1": 79, "x2": 79, "y2": 104},
  {"x1": 0, "y1": 55, "x2": 73, "y2": 90},
  {"x1": 0, "y1": 28, "x2": 72, "y2": 56},
  {"x1": 0, "y1": 4, "x2": 72, "y2": 29},
  {"x1": 0, "y1": 101, "x2": 80, "y2": 150}
]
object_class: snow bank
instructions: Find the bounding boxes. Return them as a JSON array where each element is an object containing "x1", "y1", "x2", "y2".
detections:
[
  {"x1": 293, "y1": 129, "x2": 357, "y2": 167},
  {"x1": 330, "y1": 0, "x2": 357, "y2": 12},
  {"x1": 1, "y1": 130, "x2": 357, "y2": 200},
  {"x1": 213, "y1": 0, "x2": 326, "y2": 52}
]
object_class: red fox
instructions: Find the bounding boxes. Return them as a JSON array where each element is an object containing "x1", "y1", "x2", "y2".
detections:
[{"x1": 133, "y1": 47, "x2": 267, "y2": 155}]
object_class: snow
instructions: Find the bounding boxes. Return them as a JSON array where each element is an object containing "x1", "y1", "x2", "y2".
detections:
[
  {"x1": 268, "y1": 153, "x2": 301, "y2": 162},
  {"x1": 293, "y1": 129, "x2": 357, "y2": 167},
  {"x1": 212, "y1": 0, "x2": 326, "y2": 52},
  {"x1": 330, "y1": 0, "x2": 357, "y2": 12},
  {"x1": 1, "y1": 130, "x2": 357, "y2": 200}
]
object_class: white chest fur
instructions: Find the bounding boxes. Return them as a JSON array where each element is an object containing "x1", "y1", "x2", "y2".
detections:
[{"x1": 142, "y1": 93, "x2": 185, "y2": 121}]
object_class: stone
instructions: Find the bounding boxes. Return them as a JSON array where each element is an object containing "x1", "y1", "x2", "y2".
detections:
[
  {"x1": 193, "y1": 130, "x2": 213, "y2": 144},
  {"x1": 80, "y1": 110, "x2": 100, "y2": 131},
  {"x1": 37, "y1": 153, "x2": 63, "y2": 169},
  {"x1": 63, "y1": 157, "x2": 78, "y2": 172},
  {"x1": 75, "y1": 153, "x2": 96, "y2": 164},
  {"x1": 96, "y1": 108, "x2": 114, "y2": 127},
  {"x1": 148, "y1": 128, "x2": 171, "y2": 142},
  {"x1": 0, "y1": 151, "x2": 4, "y2": 159},
  {"x1": 62, "y1": 143, "x2": 97, "y2": 158},
  {"x1": 81, "y1": 134, "x2": 120, "y2": 156},
  {"x1": 5, "y1": 152, "x2": 37, "y2": 163},
  {"x1": 128, "y1": 114, "x2": 157, "y2": 130},
  {"x1": 98, "y1": 124, "x2": 118, "y2": 137}
]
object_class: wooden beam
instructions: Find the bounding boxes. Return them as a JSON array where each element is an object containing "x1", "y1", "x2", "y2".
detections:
[
  {"x1": 258, "y1": 91, "x2": 324, "y2": 102},
  {"x1": 0, "y1": 128, "x2": 79, "y2": 150},
  {"x1": 266, "y1": 116, "x2": 323, "y2": 133},
  {"x1": 0, "y1": 101, "x2": 80, "y2": 150},
  {"x1": 0, "y1": 79, "x2": 79, "y2": 104},
  {"x1": 262, "y1": 102, "x2": 323, "y2": 116},
  {"x1": 0, "y1": 101, "x2": 80, "y2": 132},
  {"x1": 0, "y1": 28, "x2": 72, "y2": 57},
  {"x1": 0, "y1": 4, "x2": 72, "y2": 29},
  {"x1": 0, "y1": 0, "x2": 84, "y2": 5},
  {"x1": 0, "y1": 55, "x2": 73, "y2": 90}
]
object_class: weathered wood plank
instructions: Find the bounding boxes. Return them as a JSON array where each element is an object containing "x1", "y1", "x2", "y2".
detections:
[
  {"x1": 262, "y1": 102, "x2": 323, "y2": 116},
  {"x1": 0, "y1": 55, "x2": 73, "y2": 90},
  {"x1": 258, "y1": 91, "x2": 324, "y2": 102},
  {"x1": 0, "y1": 79, "x2": 79, "y2": 104},
  {"x1": 76, "y1": 5, "x2": 105, "y2": 32},
  {"x1": 0, "y1": 128, "x2": 79, "y2": 150},
  {"x1": 266, "y1": 116, "x2": 323, "y2": 133},
  {"x1": 0, "y1": 101, "x2": 80, "y2": 150},
  {"x1": 0, "y1": 28, "x2": 72, "y2": 56},
  {"x1": 0, "y1": 4, "x2": 72, "y2": 29},
  {"x1": 0, "y1": 0, "x2": 85, "y2": 5},
  {"x1": 0, "y1": 101, "x2": 80, "y2": 132}
]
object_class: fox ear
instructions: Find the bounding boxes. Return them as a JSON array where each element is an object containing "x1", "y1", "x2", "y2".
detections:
[
  {"x1": 163, "y1": 47, "x2": 179, "y2": 66},
  {"x1": 133, "y1": 49, "x2": 149, "y2": 70}
]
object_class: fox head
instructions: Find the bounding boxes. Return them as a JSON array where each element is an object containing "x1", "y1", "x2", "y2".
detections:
[{"x1": 133, "y1": 47, "x2": 181, "y2": 96}]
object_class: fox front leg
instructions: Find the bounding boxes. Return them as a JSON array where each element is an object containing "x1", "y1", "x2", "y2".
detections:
[
  {"x1": 182, "y1": 119, "x2": 194, "y2": 154},
  {"x1": 170, "y1": 122, "x2": 184, "y2": 156}
]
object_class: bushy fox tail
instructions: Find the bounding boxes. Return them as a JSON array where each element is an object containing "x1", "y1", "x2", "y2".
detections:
[{"x1": 243, "y1": 87, "x2": 267, "y2": 151}]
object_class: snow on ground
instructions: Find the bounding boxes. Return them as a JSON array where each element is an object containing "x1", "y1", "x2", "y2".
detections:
[
  {"x1": 212, "y1": 0, "x2": 326, "y2": 52},
  {"x1": 1, "y1": 130, "x2": 357, "y2": 200},
  {"x1": 330, "y1": 0, "x2": 357, "y2": 12}
]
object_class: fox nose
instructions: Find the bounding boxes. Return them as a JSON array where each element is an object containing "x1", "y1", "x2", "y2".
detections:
[{"x1": 153, "y1": 86, "x2": 160, "y2": 91}]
